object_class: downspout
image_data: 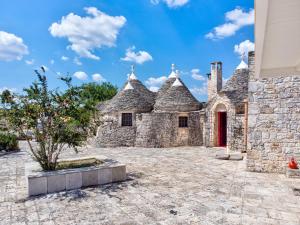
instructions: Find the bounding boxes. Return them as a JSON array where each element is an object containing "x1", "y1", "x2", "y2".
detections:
[{"x1": 244, "y1": 99, "x2": 248, "y2": 153}]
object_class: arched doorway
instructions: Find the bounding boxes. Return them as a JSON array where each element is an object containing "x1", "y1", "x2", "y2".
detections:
[{"x1": 214, "y1": 104, "x2": 227, "y2": 147}]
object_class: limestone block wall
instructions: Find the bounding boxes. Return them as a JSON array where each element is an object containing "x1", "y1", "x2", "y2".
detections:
[
  {"x1": 135, "y1": 111, "x2": 203, "y2": 148},
  {"x1": 247, "y1": 52, "x2": 300, "y2": 173},
  {"x1": 95, "y1": 114, "x2": 136, "y2": 147}
]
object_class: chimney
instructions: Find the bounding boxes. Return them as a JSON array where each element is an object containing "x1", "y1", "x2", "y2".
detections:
[{"x1": 207, "y1": 61, "x2": 222, "y2": 101}]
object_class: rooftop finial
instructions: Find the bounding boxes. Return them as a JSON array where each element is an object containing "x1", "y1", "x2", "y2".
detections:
[
  {"x1": 175, "y1": 70, "x2": 180, "y2": 78},
  {"x1": 129, "y1": 65, "x2": 137, "y2": 80},
  {"x1": 242, "y1": 52, "x2": 246, "y2": 62},
  {"x1": 169, "y1": 63, "x2": 177, "y2": 78},
  {"x1": 171, "y1": 63, "x2": 175, "y2": 72}
]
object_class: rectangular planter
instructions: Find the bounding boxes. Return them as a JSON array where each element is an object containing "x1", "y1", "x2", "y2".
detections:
[
  {"x1": 286, "y1": 168, "x2": 300, "y2": 178},
  {"x1": 25, "y1": 155, "x2": 126, "y2": 196}
]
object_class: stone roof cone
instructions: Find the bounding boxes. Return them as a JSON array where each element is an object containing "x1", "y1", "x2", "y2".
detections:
[
  {"x1": 101, "y1": 66, "x2": 154, "y2": 113},
  {"x1": 156, "y1": 64, "x2": 180, "y2": 100},
  {"x1": 154, "y1": 69, "x2": 201, "y2": 112},
  {"x1": 236, "y1": 60, "x2": 248, "y2": 70},
  {"x1": 122, "y1": 65, "x2": 156, "y2": 104}
]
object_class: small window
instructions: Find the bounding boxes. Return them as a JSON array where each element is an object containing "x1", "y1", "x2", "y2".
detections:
[
  {"x1": 179, "y1": 116, "x2": 188, "y2": 128},
  {"x1": 121, "y1": 113, "x2": 132, "y2": 126},
  {"x1": 236, "y1": 104, "x2": 245, "y2": 114}
]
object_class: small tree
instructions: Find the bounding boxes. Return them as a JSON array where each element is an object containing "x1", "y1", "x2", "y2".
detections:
[
  {"x1": 1, "y1": 70, "x2": 97, "y2": 171},
  {"x1": 76, "y1": 82, "x2": 118, "y2": 136}
]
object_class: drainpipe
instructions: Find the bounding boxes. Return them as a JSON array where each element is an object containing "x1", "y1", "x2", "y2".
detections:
[{"x1": 244, "y1": 99, "x2": 248, "y2": 153}]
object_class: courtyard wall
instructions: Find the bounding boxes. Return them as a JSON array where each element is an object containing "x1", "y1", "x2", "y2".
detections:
[{"x1": 247, "y1": 52, "x2": 300, "y2": 173}]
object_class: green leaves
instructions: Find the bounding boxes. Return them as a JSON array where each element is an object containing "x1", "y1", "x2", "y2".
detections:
[{"x1": 0, "y1": 71, "x2": 117, "y2": 171}]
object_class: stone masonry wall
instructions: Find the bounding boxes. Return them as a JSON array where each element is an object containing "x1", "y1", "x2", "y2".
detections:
[
  {"x1": 95, "y1": 114, "x2": 136, "y2": 147},
  {"x1": 135, "y1": 112, "x2": 204, "y2": 148},
  {"x1": 247, "y1": 52, "x2": 300, "y2": 173}
]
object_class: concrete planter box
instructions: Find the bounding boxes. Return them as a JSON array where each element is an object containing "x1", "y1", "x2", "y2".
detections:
[
  {"x1": 25, "y1": 155, "x2": 126, "y2": 197},
  {"x1": 286, "y1": 168, "x2": 300, "y2": 178}
]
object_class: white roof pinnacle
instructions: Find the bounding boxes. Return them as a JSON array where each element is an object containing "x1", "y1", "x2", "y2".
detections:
[
  {"x1": 124, "y1": 82, "x2": 134, "y2": 90},
  {"x1": 172, "y1": 78, "x2": 183, "y2": 87},
  {"x1": 236, "y1": 60, "x2": 248, "y2": 70},
  {"x1": 128, "y1": 65, "x2": 137, "y2": 80},
  {"x1": 169, "y1": 63, "x2": 177, "y2": 78}
]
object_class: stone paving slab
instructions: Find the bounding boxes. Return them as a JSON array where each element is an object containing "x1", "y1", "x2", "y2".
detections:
[{"x1": 0, "y1": 142, "x2": 300, "y2": 225}]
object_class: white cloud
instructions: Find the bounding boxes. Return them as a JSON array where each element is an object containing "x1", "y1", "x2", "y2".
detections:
[
  {"x1": 0, "y1": 87, "x2": 17, "y2": 94},
  {"x1": 145, "y1": 76, "x2": 167, "y2": 92},
  {"x1": 49, "y1": 7, "x2": 126, "y2": 60},
  {"x1": 73, "y1": 57, "x2": 82, "y2": 66},
  {"x1": 234, "y1": 40, "x2": 255, "y2": 59},
  {"x1": 151, "y1": 0, "x2": 189, "y2": 8},
  {"x1": 191, "y1": 69, "x2": 205, "y2": 81},
  {"x1": 0, "y1": 31, "x2": 28, "y2": 61},
  {"x1": 206, "y1": 7, "x2": 254, "y2": 39},
  {"x1": 50, "y1": 59, "x2": 55, "y2": 65},
  {"x1": 92, "y1": 73, "x2": 106, "y2": 82},
  {"x1": 41, "y1": 65, "x2": 49, "y2": 72},
  {"x1": 190, "y1": 83, "x2": 207, "y2": 96},
  {"x1": 61, "y1": 56, "x2": 69, "y2": 61},
  {"x1": 25, "y1": 59, "x2": 34, "y2": 65},
  {"x1": 149, "y1": 86, "x2": 160, "y2": 92},
  {"x1": 121, "y1": 46, "x2": 153, "y2": 64},
  {"x1": 73, "y1": 71, "x2": 88, "y2": 80}
]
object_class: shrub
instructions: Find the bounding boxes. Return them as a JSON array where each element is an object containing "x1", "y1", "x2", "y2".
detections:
[{"x1": 0, "y1": 133, "x2": 18, "y2": 151}]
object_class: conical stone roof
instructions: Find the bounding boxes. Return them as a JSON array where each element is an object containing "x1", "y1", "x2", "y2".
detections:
[
  {"x1": 236, "y1": 60, "x2": 248, "y2": 70},
  {"x1": 221, "y1": 68, "x2": 249, "y2": 104},
  {"x1": 123, "y1": 79, "x2": 155, "y2": 104},
  {"x1": 155, "y1": 65, "x2": 178, "y2": 100},
  {"x1": 154, "y1": 78, "x2": 201, "y2": 112},
  {"x1": 103, "y1": 81, "x2": 153, "y2": 113}
]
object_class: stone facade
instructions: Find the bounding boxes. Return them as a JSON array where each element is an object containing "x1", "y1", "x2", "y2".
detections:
[
  {"x1": 247, "y1": 51, "x2": 300, "y2": 173},
  {"x1": 135, "y1": 111, "x2": 204, "y2": 148},
  {"x1": 95, "y1": 62, "x2": 249, "y2": 151},
  {"x1": 205, "y1": 59, "x2": 249, "y2": 152},
  {"x1": 95, "y1": 113, "x2": 136, "y2": 147}
]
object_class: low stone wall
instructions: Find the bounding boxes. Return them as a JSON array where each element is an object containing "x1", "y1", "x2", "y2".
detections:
[
  {"x1": 26, "y1": 156, "x2": 126, "y2": 196},
  {"x1": 247, "y1": 52, "x2": 300, "y2": 173}
]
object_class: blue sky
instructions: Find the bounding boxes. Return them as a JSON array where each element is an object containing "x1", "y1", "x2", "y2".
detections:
[{"x1": 0, "y1": 0, "x2": 254, "y2": 101}]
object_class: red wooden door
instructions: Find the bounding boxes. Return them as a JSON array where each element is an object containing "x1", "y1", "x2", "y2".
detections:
[{"x1": 218, "y1": 112, "x2": 227, "y2": 147}]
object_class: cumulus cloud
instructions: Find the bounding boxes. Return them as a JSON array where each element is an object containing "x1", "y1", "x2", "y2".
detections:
[
  {"x1": 50, "y1": 59, "x2": 55, "y2": 65},
  {"x1": 61, "y1": 56, "x2": 69, "y2": 61},
  {"x1": 73, "y1": 57, "x2": 82, "y2": 66},
  {"x1": 49, "y1": 7, "x2": 126, "y2": 60},
  {"x1": 151, "y1": 0, "x2": 189, "y2": 8},
  {"x1": 0, "y1": 87, "x2": 17, "y2": 94},
  {"x1": 25, "y1": 59, "x2": 34, "y2": 65},
  {"x1": 0, "y1": 31, "x2": 28, "y2": 61},
  {"x1": 92, "y1": 73, "x2": 106, "y2": 82},
  {"x1": 234, "y1": 40, "x2": 255, "y2": 59},
  {"x1": 190, "y1": 86, "x2": 207, "y2": 96},
  {"x1": 145, "y1": 76, "x2": 167, "y2": 92},
  {"x1": 121, "y1": 46, "x2": 153, "y2": 64},
  {"x1": 206, "y1": 7, "x2": 254, "y2": 39},
  {"x1": 191, "y1": 69, "x2": 205, "y2": 81},
  {"x1": 73, "y1": 71, "x2": 88, "y2": 80},
  {"x1": 41, "y1": 65, "x2": 49, "y2": 72}
]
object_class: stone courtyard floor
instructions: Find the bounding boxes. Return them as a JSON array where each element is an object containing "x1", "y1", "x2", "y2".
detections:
[{"x1": 0, "y1": 142, "x2": 300, "y2": 225}]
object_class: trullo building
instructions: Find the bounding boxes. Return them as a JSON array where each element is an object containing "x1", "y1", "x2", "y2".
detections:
[{"x1": 95, "y1": 54, "x2": 252, "y2": 151}]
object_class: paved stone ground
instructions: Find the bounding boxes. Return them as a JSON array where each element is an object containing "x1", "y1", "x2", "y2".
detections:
[{"x1": 0, "y1": 142, "x2": 300, "y2": 225}]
